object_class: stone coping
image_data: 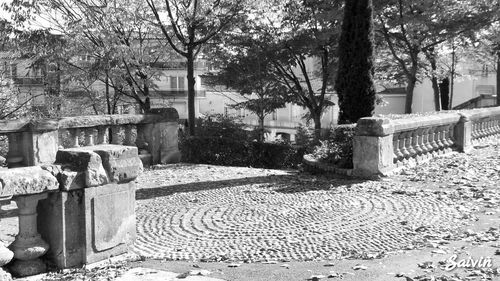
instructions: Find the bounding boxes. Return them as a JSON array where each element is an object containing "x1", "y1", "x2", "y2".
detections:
[
  {"x1": 0, "y1": 166, "x2": 59, "y2": 197},
  {"x1": 0, "y1": 108, "x2": 179, "y2": 133},
  {"x1": 302, "y1": 154, "x2": 353, "y2": 176},
  {"x1": 356, "y1": 107, "x2": 500, "y2": 137}
]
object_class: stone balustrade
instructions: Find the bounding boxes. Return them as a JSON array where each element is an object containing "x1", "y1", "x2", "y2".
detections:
[
  {"x1": 0, "y1": 108, "x2": 180, "y2": 168},
  {"x1": 0, "y1": 109, "x2": 177, "y2": 278},
  {"x1": 0, "y1": 144, "x2": 143, "y2": 278},
  {"x1": 353, "y1": 107, "x2": 500, "y2": 178}
]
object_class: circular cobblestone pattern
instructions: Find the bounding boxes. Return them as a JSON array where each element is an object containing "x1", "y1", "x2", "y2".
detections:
[{"x1": 134, "y1": 172, "x2": 463, "y2": 262}]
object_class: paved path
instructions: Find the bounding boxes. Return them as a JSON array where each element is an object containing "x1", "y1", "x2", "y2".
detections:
[{"x1": 132, "y1": 144, "x2": 497, "y2": 263}]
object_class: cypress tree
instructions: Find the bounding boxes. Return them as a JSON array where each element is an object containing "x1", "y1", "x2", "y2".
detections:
[{"x1": 336, "y1": 0, "x2": 376, "y2": 124}]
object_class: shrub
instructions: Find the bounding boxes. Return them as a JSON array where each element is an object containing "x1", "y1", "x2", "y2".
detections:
[
  {"x1": 249, "y1": 142, "x2": 305, "y2": 169},
  {"x1": 180, "y1": 137, "x2": 249, "y2": 166},
  {"x1": 179, "y1": 114, "x2": 307, "y2": 169},
  {"x1": 311, "y1": 124, "x2": 355, "y2": 169},
  {"x1": 195, "y1": 114, "x2": 248, "y2": 139}
]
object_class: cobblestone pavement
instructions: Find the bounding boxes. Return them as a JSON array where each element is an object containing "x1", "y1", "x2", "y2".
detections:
[{"x1": 132, "y1": 144, "x2": 497, "y2": 263}]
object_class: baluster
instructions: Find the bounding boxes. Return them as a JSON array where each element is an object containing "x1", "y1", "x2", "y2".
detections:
[
  {"x1": 111, "y1": 126, "x2": 121, "y2": 145},
  {"x1": 435, "y1": 126, "x2": 445, "y2": 152},
  {"x1": 393, "y1": 133, "x2": 404, "y2": 164},
  {"x1": 8, "y1": 194, "x2": 50, "y2": 276},
  {"x1": 443, "y1": 124, "x2": 454, "y2": 151},
  {"x1": 487, "y1": 119, "x2": 495, "y2": 136},
  {"x1": 494, "y1": 118, "x2": 500, "y2": 134},
  {"x1": 97, "y1": 126, "x2": 109, "y2": 144},
  {"x1": 123, "y1": 125, "x2": 134, "y2": 145},
  {"x1": 423, "y1": 127, "x2": 433, "y2": 153},
  {"x1": 478, "y1": 121, "x2": 484, "y2": 139},
  {"x1": 84, "y1": 128, "x2": 95, "y2": 146},
  {"x1": 400, "y1": 131, "x2": 411, "y2": 160},
  {"x1": 429, "y1": 127, "x2": 439, "y2": 153},
  {"x1": 471, "y1": 122, "x2": 479, "y2": 140},
  {"x1": 480, "y1": 121, "x2": 487, "y2": 139},
  {"x1": 406, "y1": 130, "x2": 417, "y2": 158},
  {"x1": 412, "y1": 128, "x2": 424, "y2": 158},
  {"x1": 69, "y1": 128, "x2": 80, "y2": 148}
]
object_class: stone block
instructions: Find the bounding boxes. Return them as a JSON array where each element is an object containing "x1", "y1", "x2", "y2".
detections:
[
  {"x1": 84, "y1": 182, "x2": 136, "y2": 263},
  {"x1": 56, "y1": 149, "x2": 109, "y2": 188},
  {"x1": 38, "y1": 189, "x2": 86, "y2": 268},
  {"x1": 356, "y1": 118, "x2": 394, "y2": 137},
  {"x1": 353, "y1": 135, "x2": 395, "y2": 178},
  {"x1": 22, "y1": 130, "x2": 59, "y2": 166},
  {"x1": 0, "y1": 244, "x2": 13, "y2": 266},
  {"x1": 0, "y1": 268, "x2": 12, "y2": 281},
  {"x1": 37, "y1": 182, "x2": 136, "y2": 268},
  {"x1": 89, "y1": 145, "x2": 143, "y2": 183},
  {"x1": 0, "y1": 166, "x2": 59, "y2": 197}
]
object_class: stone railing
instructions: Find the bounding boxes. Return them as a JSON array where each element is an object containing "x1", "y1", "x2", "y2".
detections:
[
  {"x1": 0, "y1": 108, "x2": 179, "y2": 279},
  {"x1": 0, "y1": 144, "x2": 143, "y2": 278},
  {"x1": 353, "y1": 107, "x2": 500, "y2": 178},
  {"x1": 0, "y1": 108, "x2": 180, "y2": 168}
]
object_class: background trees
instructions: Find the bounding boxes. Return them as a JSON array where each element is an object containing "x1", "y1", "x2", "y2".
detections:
[
  {"x1": 374, "y1": 0, "x2": 499, "y2": 113},
  {"x1": 336, "y1": 0, "x2": 376, "y2": 124},
  {"x1": 203, "y1": 42, "x2": 289, "y2": 142},
  {"x1": 145, "y1": 0, "x2": 247, "y2": 136}
]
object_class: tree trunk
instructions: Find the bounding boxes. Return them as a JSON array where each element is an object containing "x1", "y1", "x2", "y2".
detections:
[
  {"x1": 144, "y1": 83, "x2": 151, "y2": 112},
  {"x1": 405, "y1": 76, "x2": 417, "y2": 113},
  {"x1": 439, "y1": 78, "x2": 450, "y2": 110},
  {"x1": 431, "y1": 76, "x2": 441, "y2": 111},
  {"x1": 258, "y1": 115, "x2": 265, "y2": 142},
  {"x1": 105, "y1": 72, "x2": 111, "y2": 115},
  {"x1": 312, "y1": 111, "x2": 322, "y2": 142},
  {"x1": 186, "y1": 47, "x2": 196, "y2": 136},
  {"x1": 497, "y1": 53, "x2": 500, "y2": 106},
  {"x1": 426, "y1": 50, "x2": 441, "y2": 111}
]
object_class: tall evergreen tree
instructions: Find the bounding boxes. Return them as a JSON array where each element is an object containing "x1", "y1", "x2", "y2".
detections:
[{"x1": 336, "y1": 0, "x2": 376, "y2": 124}]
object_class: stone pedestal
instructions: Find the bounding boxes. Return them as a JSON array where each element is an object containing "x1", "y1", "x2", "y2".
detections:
[
  {"x1": 38, "y1": 183, "x2": 136, "y2": 268},
  {"x1": 8, "y1": 193, "x2": 49, "y2": 277},
  {"x1": 37, "y1": 145, "x2": 140, "y2": 269},
  {"x1": 455, "y1": 114, "x2": 473, "y2": 153},
  {"x1": 353, "y1": 118, "x2": 395, "y2": 178}
]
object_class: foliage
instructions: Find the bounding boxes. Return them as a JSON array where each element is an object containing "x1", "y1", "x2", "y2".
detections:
[
  {"x1": 204, "y1": 41, "x2": 289, "y2": 142},
  {"x1": 193, "y1": 114, "x2": 248, "y2": 139},
  {"x1": 5, "y1": 0, "x2": 170, "y2": 115},
  {"x1": 311, "y1": 124, "x2": 355, "y2": 168},
  {"x1": 374, "y1": 0, "x2": 500, "y2": 113},
  {"x1": 336, "y1": 0, "x2": 376, "y2": 124},
  {"x1": 179, "y1": 113, "x2": 304, "y2": 168},
  {"x1": 145, "y1": 0, "x2": 248, "y2": 136},
  {"x1": 208, "y1": 0, "x2": 342, "y2": 141},
  {"x1": 294, "y1": 123, "x2": 316, "y2": 148}
]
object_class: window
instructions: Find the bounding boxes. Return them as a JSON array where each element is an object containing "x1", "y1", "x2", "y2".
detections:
[
  {"x1": 169, "y1": 76, "x2": 185, "y2": 90},
  {"x1": 9, "y1": 63, "x2": 17, "y2": 77},
  {"x1": 272, "y1": 110, "x2": 277, "y2": 121}
]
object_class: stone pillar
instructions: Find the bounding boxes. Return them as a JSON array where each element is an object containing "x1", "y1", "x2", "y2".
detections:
[
  {"x1": 455, "y1": 113, "x2": 473, "y2": 153},
  {"x1": 21, "y1": 120, "x2": 59, "y2": 166},
  {"x1": 8, "y1": 194, "x2": 49, "y2": 277},
  {"x1": 38, "y1": 145, "x2": 141, "y2": 268},
  {"x1": 353, "y1": 118, "x2": 395, "y2": 178},
  {"x1": 144, "y1": 108, "x2": 181, "y2": 164}
]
